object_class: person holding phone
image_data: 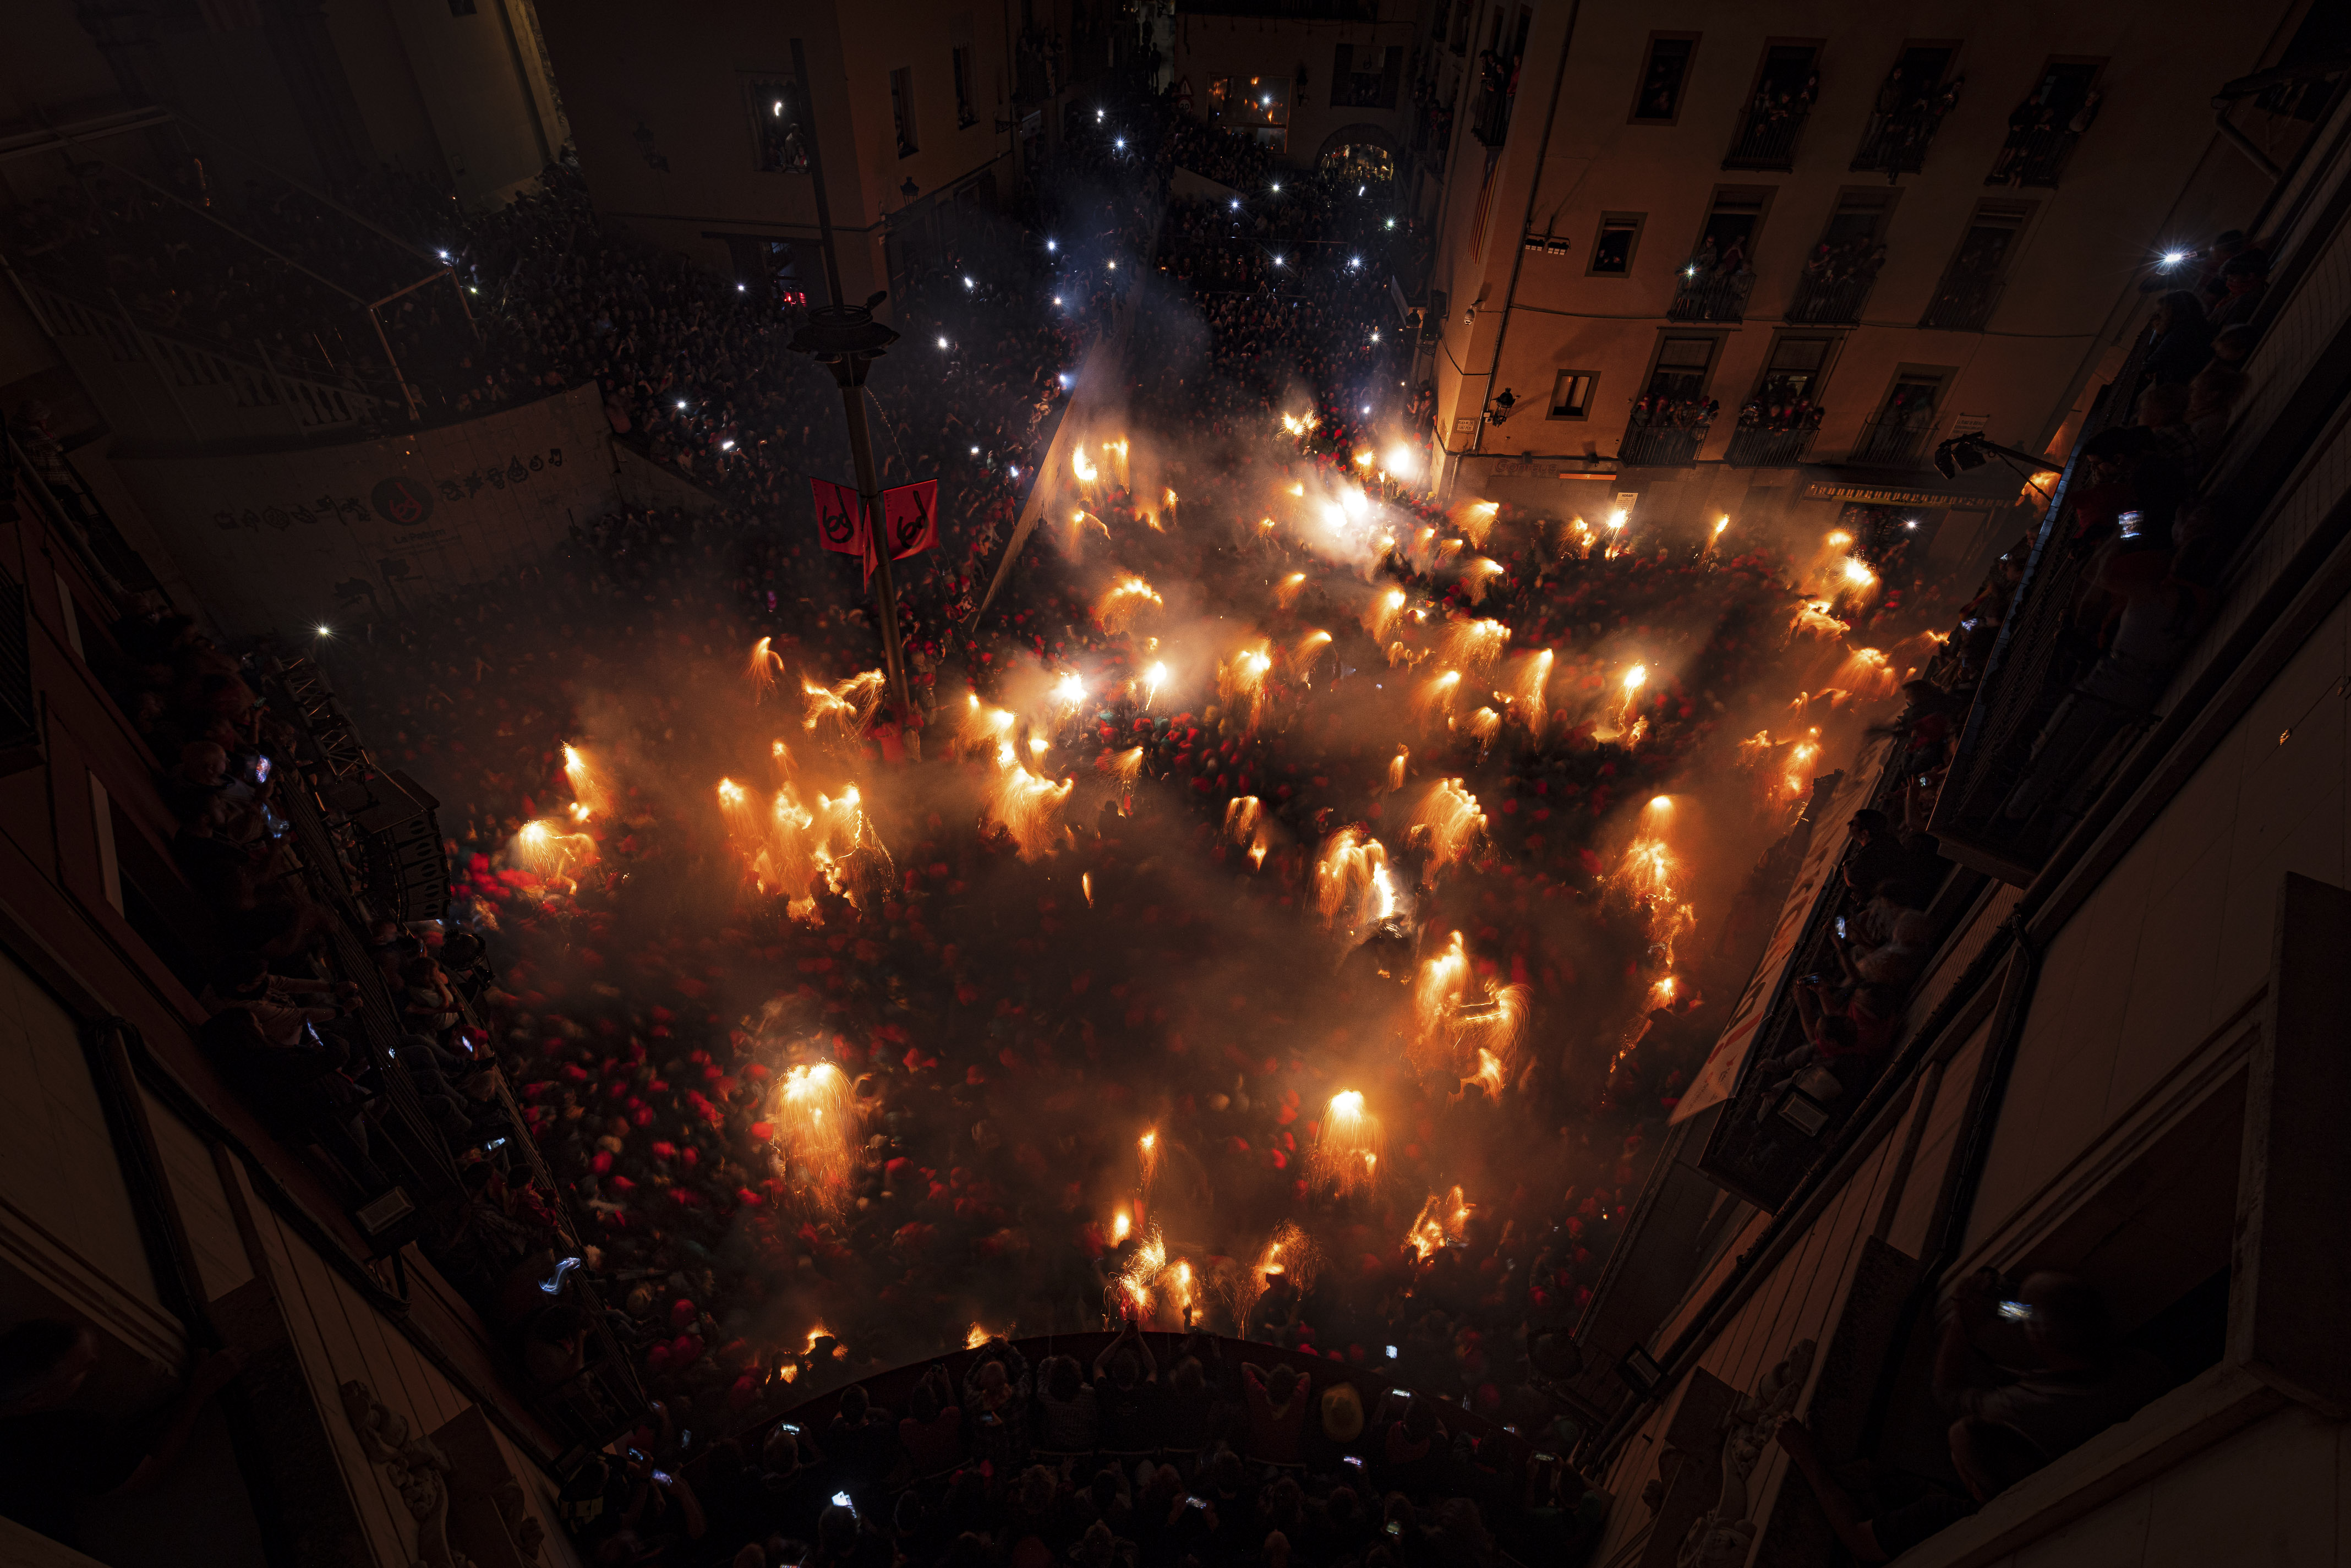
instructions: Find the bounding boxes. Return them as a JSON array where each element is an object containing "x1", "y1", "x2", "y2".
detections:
[{"x1": 1930, "y1": 1269, "x2": 2168, "y2": 1463}]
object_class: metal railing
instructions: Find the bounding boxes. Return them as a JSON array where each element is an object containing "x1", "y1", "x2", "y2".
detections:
[
  {"x1": 1668, "y1": 269, "x2": 1754, "y2": 324},
  {"x1": 1619, "y1": 422, "x2": 1708, "y2": 467},
  {"x1": 1853, "y1": 102, "x2": 1951, "y2": 178},
  {"x1": 1786, "y1": 266, "x2": 1879, "y2": 326},
  {"x1": 1724, "y1": 425, "x2": 1817, "y2": 468},
  {"x1": 1919, "y1": 269, "x2": 2005, "y2": 332},
  {"x1": 1846, "y1": 414, "x2": 1937, "y2": 468},
  {"x1": 1725, "y1": 102, "x2": 1811, "y2": 170}
]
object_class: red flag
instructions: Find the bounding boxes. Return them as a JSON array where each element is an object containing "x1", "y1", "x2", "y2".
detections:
[
  {"x1": 883, "y1": 480, "x2": 939, "y2": 560},
  {"x1": 810, "y1": 478, "x2": 866, "y2": 558},
  {"x1": 864, "y1": 479, "x2": 942, "y2": 581}
]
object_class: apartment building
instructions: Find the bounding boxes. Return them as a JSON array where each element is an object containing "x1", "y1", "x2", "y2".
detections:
[
  {"x1": 1558, "y1": 52, "x2": 2351, "y2": 1568},
  {"x1": 1410, "y1": 0, "x2": 2334, "y2": 571},
  {"x1": 0, "y1": 395, "x2": 627, "y2": 1566},
  {"x1": 1170, "y1": 0, "x2": 1424, "y2": 179}
]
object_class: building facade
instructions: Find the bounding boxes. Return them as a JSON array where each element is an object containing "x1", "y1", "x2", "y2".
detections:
[
  {"x1": 1169, "y1": 0, "x2": 1425, "y2": 179},
  {"x1": 533, "y1": 0, "x2": 1156, "y2": 312},
  {"x1": 1559, "y1": 52, "x2": 2351, "y2": 1568},
  {"x1": 1411, "y1": 0, "x2": 2330, "y2": 572}
]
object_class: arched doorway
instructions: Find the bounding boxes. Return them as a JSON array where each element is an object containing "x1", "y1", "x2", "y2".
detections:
[{"x1": 1316, "y1": 123, "x2": 1400, "y2": 183}]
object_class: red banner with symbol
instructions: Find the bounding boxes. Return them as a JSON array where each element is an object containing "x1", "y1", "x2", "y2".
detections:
[{"x1": 810, "y1": 478, "x2": 867, "y2": 558}]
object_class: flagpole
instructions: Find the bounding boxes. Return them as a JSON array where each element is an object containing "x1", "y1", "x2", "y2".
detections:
[{"x1": 788, "y1": 35, "x2": 913, "y2": 725}]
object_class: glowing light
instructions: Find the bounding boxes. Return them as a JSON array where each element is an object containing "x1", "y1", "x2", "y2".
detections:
[
  {"x1": 1315, "y1": 826, "x2": 1392, "y2": 927},
  {"x1": 1311, "y1": 1091, "x2": 1385, "y2": 1197},
  {"x1": 1081, "y1": 871, "x2": 1094, "y2": 905},
  {"x1": 1623, "y1": 664, "x2": 1648, "y2": 693},
  {"x1": 315, "y1": 624, "x2": 331, "y2": 637},
  {"x1": 1407, "y1": 1187, "x2": 1473, "y2": 1261},
  {"x1": 1112, "y1": 1208, "x2": 1133, "y2": 1243},
  {"x1": 1411, "y1": 778, "x2": 1487, "y2": 872},
  {"x1": 772, "y1": 1063, "x2": 858, "y2": 1203},
  {"x1": 1842, "y1": 558, "x2": 1876, "y2": 587},
  {"x1": 966, "y1": 1324, "x2": 994, "y2": 1349},
  {"x1": 1072, "y1": 448, "x2": 1098, "y2": 484}
]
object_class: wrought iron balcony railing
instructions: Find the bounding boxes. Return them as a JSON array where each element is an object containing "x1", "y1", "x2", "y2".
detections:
[
  {"x1": 1724, "y1": 425, "x2": 1817, "y2": 468},
  {"x1": 1924, "y1": 332, "x2": 2155, "y2": 885},
  {"x1": 1853, "y1": 101, "x2": 1951, "y2": 179},
  {"x1": 1786, "y1": 266, "x2": 1879, "y2": 326},
  {"x1": 1846, "y1": 414, "x2": 1937, "y2": 468},
  {"x1": 1668, "y1": 269, "x2": 1754, "y2": 324},
  {"x1": 1920, "y1": 268, "x2": 2005, "y2": 332},
  {"x1": 1725, "y1": 101, "x2": 1811, "y2": 171},
  {"x1": 1619, "y1": 423, "x2": 1707, "y2": 467}
]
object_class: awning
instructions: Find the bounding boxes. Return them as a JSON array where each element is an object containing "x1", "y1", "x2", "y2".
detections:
[{"x1": 1795, "y1": 458, "x2": 2047, "y2": 509}]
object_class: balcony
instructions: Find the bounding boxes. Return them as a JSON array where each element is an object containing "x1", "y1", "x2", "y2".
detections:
[
  {"x1": 1724, "y1": 99, "x2": 1812, "y2": 171},
  {"x1": 1785, "y1": 260, "x2": 1882, "y2": 326},
  {"x1": 1469, "y1": 72, "x2": 1517, "y2": 147},
  {"x1": 1725, "y1": 423, "x2": 1817, "y2": 468},
  {"x1": 1668, "y1": 267, "x2": 1754, "y2": 324},
  {"x1": 1620, "y1": 420, "x2": 1708, "y2": 467},
  {"x1": 1852, "y1": 99, "x2": 1953, "y2": 179},
  {"x1": 1920, "y1": 268, "x2": 2004, "y2": 332},
  {"x1": 1846, "y1": 413, "x2": 1936, "y2": 468}
]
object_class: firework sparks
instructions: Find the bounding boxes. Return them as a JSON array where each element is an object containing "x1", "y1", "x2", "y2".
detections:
[
  {"x1": 1141, "y1": 661, "x2": 1170, "y2": 708},
  {"x1": 1112, "y1": 1207, "x2": 1133, "y2": 1244},
  {"x1": 966, "y1": 1324, "x2": 996, "y2": 1350},
  {"x1": 803, "y1": 670, "x2": 887, "y2": 737},
  {"x1": 1094, "y1": 575, "x2": 1163, "y2": 633},
  {"x1": 1138, "y1": 1129, "x2": 1161, "y2": 1196},
  {"x1": 1413, "y1": 931, "x2": 1470, "y2": 1061},
  {"x1": 1790, "y1": 599, "x2": 1850, "y2": 640},
  {"x1": 1314, "y1": 827, "x2": 1391, "y2": 926},
  {"x1": 1293, "y1": 629, "x2": 1333, "y2": 674},
  {"x1": 1081, "y1": 871, "x2": 1094, "y2": 905},
  {"x1": 1276, "y1": 571, "x2": 1308, "y2": 608},
  {"x1": 1440, "y1": 616, "x2": 1511, "y2": 672},
  {"x1": 1836, "y1": 646, "x2": 1900, "y2": 701},
  {"x1": 1224, "y1": 795, "x2": 1264, "y2": 846},
  {"x1": 1385, "y1": 744, "x2": 1409, "y2": 794},
  {"x1": 1310, "y1": 1091, "x2": 1384, "y2": 1197},
  {"x1": 1459, "y1": 558, "x2": 1506, "y2": 605},
  {"x1": 1514, "y1": 648, "x2": 1554, "y2": 739},
  {"x1": 1406, "y1": 1187, "x2": 1473, "y2": 1261},
  {"x1": 1465, "y1": 706, "x2": 1501, "y2": 749},
  {"x1": 1216, "y1": 642, "x2": 1275, "y2": 730},
  {"x1": 1071, "y1": 447, "x2": 1098, "y2": 484},
  {"x1": 772, "y1": 1062, "x2": 858, "y2": 1204},
  {"x1": 985, "y1": 744, "x2": 1075, "y2": 859},
  {"x1": 745, "y1": 636, "x2": 786, "y2": 700},
  {"x1": 1456, "y1": 981, "x2": 1529, "y2": 1075},
  {"x1": 1457, "y1": 499, "x2": 1500, "y2": 549},
  {"x1": 511, "y1": 818, "x2": 595, "y2": 890},
  {"x1": 1411, "y1": 778, "x2": 1488, "y2": 872},
  {"x1": 1410, "y1": 669, "x2": 1463, "y2": 727},
  {"x1": 560, "y1": 742, "x2": 610, "y2": 817},
  {"x1": 1366, "y1": 587, "x2": 1408, "y2": 643}
]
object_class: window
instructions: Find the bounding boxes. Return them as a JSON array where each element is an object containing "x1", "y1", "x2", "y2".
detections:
[
  {"x1": 1236, "y1": 74, "x2": 1289, "y2": 152},
  {"x1": 1431, "y1": 0, "x2": 1449, "y2": 41},
  {"x1": 1209, "y1": 77, "x2": 1234, "y2": 121},
  {"x1": 1644, "y1": 336, "x2": 1719, "y2": 402},
  {"x1": 1920, "y1": 201, "x2": 2031, "y2": 330},
  {"x1": 1451, "y1": 0, "x2": 1473, "y2": 54},
  {"x1": 1332, "y1": 44, "x2": 1404, "y2": 110},
  {"x1": 890, "y1": 67, "x2": 918, "y2": 157},
  {"x1": 1723, "y1": 41, "x2": 1820, "y2": 170},
  {"x1": 1787, "y1": 190, "x2": 1893, "y2": 324},
  {"x1": 1588, "y1": 212, "x2": 1643, "y2": 276},
  {"x1": 446, "y1": 0, "x2": 475, "y2": 14},
  {"x1": 1549, "y1": 371, "x2": 1598, "y2": 420},
  {"x1": 748, "y1": 80, "x2": 808, "y2": 173},
  {"x1": 1750, "y1": 336, "x2": 1833, "y2": 407},
  {"x1": 1851, "y1": 369, "x2": 1949, "y2": 465},
  {"x1": 1988, "y1": 58, "x2": 2104, "y2": 188},
  {"x1": 952, "y1": 46, "x2": 977, "y2": 128},
  {"x1": 1854, "y1": 42, "x2": 1960, "y2": 175},
  {"x1": 1630, "y1": 34, "x2": 1699, "y2": 124}
]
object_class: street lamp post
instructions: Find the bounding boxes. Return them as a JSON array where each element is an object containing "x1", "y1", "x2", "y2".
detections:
[{"x1": 786, "y1": 36, "x2": 913, "y2": 724}]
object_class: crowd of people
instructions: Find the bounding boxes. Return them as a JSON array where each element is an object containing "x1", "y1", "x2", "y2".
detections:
[{"x1": 4, "y1": 68, "x2": 2023, "y2": 1568}]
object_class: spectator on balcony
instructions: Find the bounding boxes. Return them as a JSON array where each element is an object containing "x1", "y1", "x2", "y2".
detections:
[
  {"x1": 1933, "y1": 1270, "x2": 2168, "y2": 1463},
  {"x1": 2069, "y1": 426, "x2": 2188, "y2": 549},
  {"x1": 2133, "y1": 382, "x2": 2200, "y2": 477},
  {"x1": 2209, "y1": 250, "x2": 2271, "y2": 329},
  {"x1": 2144, "y1": 291, "x2": 2214, "y2": 386},
  {"x1": 1093, "y1": 1324, "x2": 1160, "y2": 1450},
  {"x1": 965, "y1": 1339, "x2": 1031, "y2": 1468},
  {"x1": 2186, "y1": 324, "x2": 2255, "y2": 460},
  {"x1": 1773, "y1": 1413, "x2": 2046, "y2": 1564},
  {"x1": 822, "y1": 1383, "x2": 897, "y2": 1495}
]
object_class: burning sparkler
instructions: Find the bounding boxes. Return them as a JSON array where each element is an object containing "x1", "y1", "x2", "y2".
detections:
[
  {"x1": 803, "y1": 670, "x2": 888, "y2": 738},
  {"x1": 745, "y1": 636, "x2": 786, "y2": 701},
  {"x1": 561, "y1": 742, "x2": 610, "y2": 818},
  {"x1": 1410, "y1": 778, "x2": 1487, "y2": 872},
  {"x1": 1310, "y1": 1090, "x2": 1384, "y2": 1197},
  {"x1": 1094, "y1": 575, "x2": 1163, "y2": 633},
  {"x1": 772, "y1": 1062, "x2": 858, "y2": 1203},
  {"x1": 1440, "y1": 617, "x2": 1510, "y2": 673},
  {"x1": 1406, "y1": 1187, "x2": 1473, "y2": 1261}
]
